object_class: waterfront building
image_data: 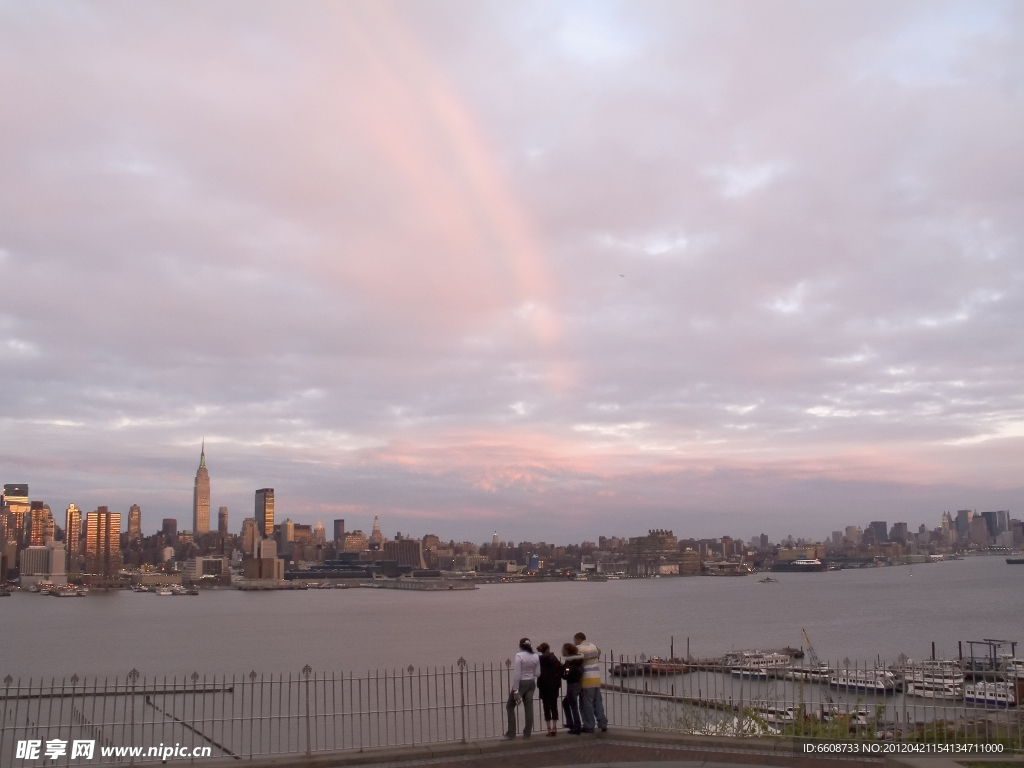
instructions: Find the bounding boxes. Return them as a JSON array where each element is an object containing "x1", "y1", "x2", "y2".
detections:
[
  {"x1": 65, "y1": 504, "x2": 82, "y2": 571},
  {"x1": 243, "y1": 537, "x2": 283, "y2": 580},
  {"x1": 382, "y1": 537, "x2": 426, "y2": 569},
  {"x1": 218, "y1": 506, "x2": 228, "y2": 535},
  {"x1": 255, "y1": 488, "x2": 274, "y2": 537},
  {"x1": 162, "y1": 518, "x2": 177, "y2": 539},
  {"x1": 128, "y1": 504, "x2": 142, "y2": 541},
  {"x1": 333, "y1": 519, "x2": 345, "y2": 542},
  {"x1": 368, "y1": 515, "x2": 384, "y2": 549},
  {"x1": 241, "y1": 517, "x2": 258, "y2": 555},
  {"x1": 193, "y1": 443, "x2": 210, "y2": 534},
  {"x1": 184, "y1": 555, "x2": 229, "y2": 582},
  {"x1": 19, "y1": 541, "x2": 65, "y2": 588},
  {"x1": 84, "y1": 507, "x2": 122, "y2": 580}
]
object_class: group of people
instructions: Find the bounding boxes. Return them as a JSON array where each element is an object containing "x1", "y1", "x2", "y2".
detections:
[{"x1": 505, "y1": 632, "x2": 608, "y2": 739}]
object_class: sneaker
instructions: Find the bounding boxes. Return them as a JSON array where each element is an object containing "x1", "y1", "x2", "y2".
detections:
[{"x1": 600, "y1": 726, "x2": 608, "y2": 732}]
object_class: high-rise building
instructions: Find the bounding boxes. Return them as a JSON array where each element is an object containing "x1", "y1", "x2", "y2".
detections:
[
  {"x1": 969, "y1": 515, "x2": 990, "y2": 547},
  {"x1": 162, "y1": 518, "x2": 177, "y2": 540},
  {"x1": 2, "y1": 484, "x2": 28, "y2": 506},
  {"x1": 343, "y1": 530, "x2": 368, "y2": 552},
  {"x1": 368, "y1": 515, "x2": 383, "y2": 549},
  {"x1": 282, "y1": 518, "x2": 295, "y2": 542},
  {"x1": 128, "y1": 504, "x2": 142, "y2": 540},
  {"x1": 383, "y1": 538, "x2": 426, "y2": 569},
  {"x1": 240, "y1": 517, "x2": 258, "y2": 555},
  {"x1": 255, "y1": 489, "x2": 274, "y2": 538},
  {"x1": 492, "y1": 531, "x2": 499, "y2": 547},
  {"x1": 29, "y1": 502, "x2": 54, "y2": 546},
  {"x1": 65, "y1": 504, "x2": 82, "y2": 570},
  {"x1": 868, "y1": 521, "x2": 888, "y2": 543},
  {"x1": 889, "y1": 522, "x2": 908, "y2": 545},
  {"x1": 333, "y1": 519, "x2": 345, "y2": 542},
  {"x1": 955, "y1": 510, "x2": 971, "y2": 536},
  {"x1": 314, "y1": 519, "x2": 326, "y2": 545},
  {"x1": 218, "y1": 506, "x2": 228, "y2": 535},
  {"x1": 193, "y1": 442, "x2": 210, "y2": 534},
  {"x1": 84, "y1": 507, "x2": 122, "y2": 579}
]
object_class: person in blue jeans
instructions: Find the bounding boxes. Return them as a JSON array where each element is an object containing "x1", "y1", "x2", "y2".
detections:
[
  {"x1": 505, "y1": 638, "x2": 540, "y2": 739},
  {"x1": 574, "y1": 632, "x2": 608, "y2": 732},
  {"x1": 561, "y1": 642, "x2": 584, "y2": 734}
]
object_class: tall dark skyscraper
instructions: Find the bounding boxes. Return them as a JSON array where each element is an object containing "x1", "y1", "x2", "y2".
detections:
[
  {"x1": 192, "y1": 442, "x2": 210, "y2": 533},
  {"x1": 333, "y1": 519, "x2": 345, "y2": 542},
  {"x1": 162, "y1": 518, "x2": 177, "y2": 539},
  {"x1": 128, "y1": 504, "x2": 142, "y2": 540},
  {"x1": 255, "y1": 489, "x2": 274, "y2": 538},
  {"x1": 218, "y1": 506, "x2": 228, "y2": 535}
]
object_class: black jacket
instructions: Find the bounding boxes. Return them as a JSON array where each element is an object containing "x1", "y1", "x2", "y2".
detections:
[{"x1": 537, "y1": 652, "x2": 563, "y2": 692}]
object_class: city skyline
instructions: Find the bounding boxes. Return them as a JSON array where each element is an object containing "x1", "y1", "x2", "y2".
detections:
[{"x1": 1, "y1": 2, "x2": 1022, "y2": 542}]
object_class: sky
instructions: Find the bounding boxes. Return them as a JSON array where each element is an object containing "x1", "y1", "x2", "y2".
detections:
[{"x1": 1, "y1": 1, "x2": 1022, "y2": 544}]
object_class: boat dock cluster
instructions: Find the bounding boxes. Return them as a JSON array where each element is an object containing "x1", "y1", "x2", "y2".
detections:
[{"x1": 610, "y1": 639, "x2": 1024, "y2": 708}]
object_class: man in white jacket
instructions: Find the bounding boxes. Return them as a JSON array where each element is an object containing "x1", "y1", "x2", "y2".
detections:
[{"x1": 505, "y1": 637, "x2": 541, "y2": 739}]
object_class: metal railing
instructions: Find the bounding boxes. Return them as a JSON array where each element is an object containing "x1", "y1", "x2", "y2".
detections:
[{"x1": 2, "y1": 655, "x2": 1021, "y2": 764}]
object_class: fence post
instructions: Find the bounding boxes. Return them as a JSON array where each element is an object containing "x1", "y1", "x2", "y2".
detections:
[
  {"x1": 302, "y1": 665, "x2": 313, "y2": 756},
  {"x1": 128, "y1": 669, "x2": 140, "y2": 766},
  {"x1": 457, "y1": 658, "x2": 467, "y2": 744}
]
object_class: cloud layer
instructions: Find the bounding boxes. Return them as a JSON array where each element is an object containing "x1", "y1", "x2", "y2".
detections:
[{"x1": 1, "y1": 0, "x2": 1022, "y2": 541}]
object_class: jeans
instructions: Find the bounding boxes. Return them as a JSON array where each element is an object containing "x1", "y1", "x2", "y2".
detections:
[
  {"x1": 579, "y1": 686, "x2": 607, "y2": 731},
  {"x1": 562, "y1": 682, "x2": 581, "y2": 732},
  {"x1": 505, "y1": 680, "x2": 536, "y2": 737}
]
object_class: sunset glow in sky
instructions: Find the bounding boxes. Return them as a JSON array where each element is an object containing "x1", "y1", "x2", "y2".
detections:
[{"x1": 1, "y1": 1, "x2": 1022, "y2": 541}]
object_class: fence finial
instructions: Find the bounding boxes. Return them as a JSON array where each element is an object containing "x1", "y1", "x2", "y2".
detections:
[
  {"x1": 407, "y1": 665, "x2": 415, "y2": 674},
  {"x1": 191, "y1": 671, "x2": 200, "y2": 683},
  {"x1": 128, "y1": 669, "x2": 141, "y2": 683},
  {"x1": 302, "y1": 664, "x2": 313, "y2": 678},
  {"x1": 3, "y1": 674, "x2": 11, "y2": 687},
  {"x1": 71, "y1": 674, "x2": 80, "y2": 686},
  {"x1": 457, "y1": 657, "x2": 467, "y2": 670},
  {"x1": 249, "y1": 670, "x2": 258, "y2": 681}
]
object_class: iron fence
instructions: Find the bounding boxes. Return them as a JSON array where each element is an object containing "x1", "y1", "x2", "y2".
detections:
[{"x1": 1, "y1": 655, "x2": 1021, "y2": 765}]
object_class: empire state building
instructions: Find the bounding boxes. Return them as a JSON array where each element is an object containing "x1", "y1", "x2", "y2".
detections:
[{"x1": 193, "y1": 442, "x2": 210, "y2": 533}]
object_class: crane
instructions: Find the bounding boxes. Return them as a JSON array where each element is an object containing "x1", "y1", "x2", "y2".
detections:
[{"x1": 801, "y1": 627, "x2": 834, "y2": 708}]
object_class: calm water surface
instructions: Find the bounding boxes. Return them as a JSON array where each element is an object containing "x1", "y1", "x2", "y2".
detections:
[{"x1": 1, "y1": 555, "x2": 1019, "y2": 680}]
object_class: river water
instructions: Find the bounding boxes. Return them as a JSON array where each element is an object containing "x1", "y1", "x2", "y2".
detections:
[{"x1": 1, "y1": 555, "x2": 1019, "y2": 680}]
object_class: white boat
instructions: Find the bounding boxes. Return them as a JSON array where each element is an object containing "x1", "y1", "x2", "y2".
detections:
[
  {"x1": 905, "y1": 681, "x2": 963, "y2": 699},
  {"x1": 785, "y1": 663, "x2": 833, "y2": 682},
  {"x1": 752, "y1": 705, "x2": 797, "y2": 724},
  {"x1": 1002, "y1": 658, "x2": 1024, "y2": 680},
  {"x1": 829, "y1": 670, "x2": 896, "y2": 693},
  {"x1": 964, "y1": 682, "x2": 1016, "y2": 708},
  {"x1": 155, "y1": 587, "x2": 173, "y2": 596},
  {"x1": 729, "y1": 651, "x2": 791, "y2": 678}
]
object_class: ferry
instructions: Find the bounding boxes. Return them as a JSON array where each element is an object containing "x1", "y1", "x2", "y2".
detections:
[
  {"x1": 54, "y1": 586, "x2": 79, "y2": 598},
  {"x1": 903, "y1": 660, "x2": 964, "y2": 693},
  {"x1": 649, "y1": 657, "x2": 689, "y2": 674},
  {"x1": 758, "y1": 576, "x2": 779, "y2": 583},
  {"x1": 784, "y1": 663, "x2": 833, "y2": 682},
  {"x1": 829, "y1": 670, "x2": 897, "y2": 693},
  {"x1": 729, "y1": 651, "x2": 791, "y2": 678},
  {"x1": 964, "y1": 682, "x2": 1017, "y2": 708},
  {"x1": 155, "y1": 586, "x2": 173, "y2": 596},
  {"x1": 905, "y1": 681, "x2": 963, "y2": 699}
]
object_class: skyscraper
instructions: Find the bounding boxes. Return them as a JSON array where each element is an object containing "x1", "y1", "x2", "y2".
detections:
[
  {"x1": 84, "y1": 507, "x2": 122, "y2": 579},
  {"x1": 241, "y1": 517, "x2": 258, "y2": 554},
  {"x1": 333, "y1": 519, "x2": 345, "y2": 542},
  {"x1": 193, "y1": 442, "x2": 210, "y2": 534},
  {"x1": 29, "y1": 502, "x2": 54, "y2": 546},
  {"x1": 65, "y1": 504, "x2": 82, "y2": 570},
  {"x1": 128, "y1": 504, "x2": 142, "y2": 540},
  {"x1": 368, "y1": 515, "x2": 383, "y2": 549},
  {"x1": 255, "y1": 489, "x2": 274, "y2": 538},
  {"x1": 218, "y1": 506, "x2": 228, "y2": 535},
  {"x1": 162, "y1": 518, "x2": 177, "y2": 540}
]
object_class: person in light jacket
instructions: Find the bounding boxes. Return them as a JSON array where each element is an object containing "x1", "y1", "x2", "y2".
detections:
[
  {"x1": 574, "y1": 632, "x2": 607, "y2": 733},
  {"x1": 505, "y1": 637, "x2": 541, "y2": 739}
]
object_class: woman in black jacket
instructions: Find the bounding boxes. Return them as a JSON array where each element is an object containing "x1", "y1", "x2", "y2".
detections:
[
  {"x1": 561, "y1": 643, "x2": 584, "y2": 735},
  {"x1": 536, "y1": 643, "x2": 563, "y2": 736}
]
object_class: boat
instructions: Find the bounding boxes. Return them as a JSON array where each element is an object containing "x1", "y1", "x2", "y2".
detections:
[
  {"x1": 784, "y1": 663, "x2": 833, "y2": 682},
  {"x1": 133, "y1": 584, "x2": 149, "y2": 593},
  {"x1": 829, "y1": 670, "x2": 897, "y2": 693},
  {"x1": 905, "y1": 681, "x2": 963, "y2": 699},
  {"x1": 187, "y1": 587, "x2": 200, "y2": 595},
  {"x1": 155, "y1": 587, "x2": 173, "y2": 596},
  {"x1": 54, "y1": 586, "x2": 78, "y2": 598},
  {"x1": 649, "y1": 657, "x2": 689, "y2": 674},
  {"x1": 1006, "y1": 557, "x2": 1024, "y2": 564},
  {"x1": 729, "y1": 651, "x2": 791, "y2": 678},
  {"x1": 964, "y1": 682, "x2": 1017, "y2": 708},
  {"x1": 759, "y1": 576, "x2": 779, "y2": 583},
  {"x1": 75, "y1": 587, "x2": 88, "y2": 596},
  {"x1": 903, "y1": 660, "x2": 964, "y2": 688},
  {"x1": 772, "y1": 558, "x2": 826, "y2": 573},
  {"x1": 752, "y1": 705, "x2": 797, "y2": 725}
]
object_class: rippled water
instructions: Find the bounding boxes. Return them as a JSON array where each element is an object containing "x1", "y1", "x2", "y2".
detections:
[{"x1": 1, "y1": 555, "x2": 1019, "y2": 680}]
